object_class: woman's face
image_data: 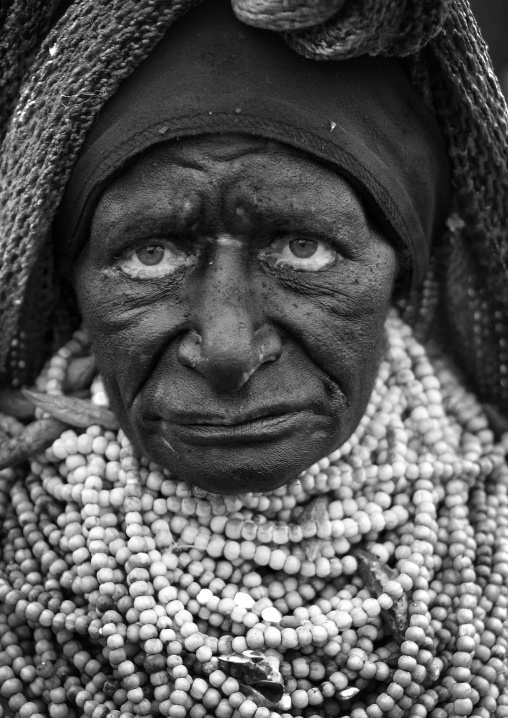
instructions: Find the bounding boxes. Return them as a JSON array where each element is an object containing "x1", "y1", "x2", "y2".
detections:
[{"x1": 74, "y1": 135, "x2": 397, "y2": 494}]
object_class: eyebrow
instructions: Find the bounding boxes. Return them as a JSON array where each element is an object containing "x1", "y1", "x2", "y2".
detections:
[
  {"x1": 93, "y1": 197, "x2": 204, "y2": 246},
  {"x1": 98, "y1": 176, "x2": 281, "y2": 230}
]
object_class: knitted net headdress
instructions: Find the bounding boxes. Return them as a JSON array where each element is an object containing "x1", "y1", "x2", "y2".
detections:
[{"x1": 1, "y1": 0, "x2": 507, "y2": 418}]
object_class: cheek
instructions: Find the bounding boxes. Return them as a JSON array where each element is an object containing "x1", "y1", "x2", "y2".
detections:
[
  {"x1": 269, "y1": 246, "x2": 397, "y2": 403},
  {"x1": 73, "y1": 257, "x2": 187, "y2": 408}
]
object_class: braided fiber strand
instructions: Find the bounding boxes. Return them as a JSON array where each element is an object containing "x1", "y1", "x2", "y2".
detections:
[
  {"x1": 1, "y1": 0, "x2": 508, "y2": 422},
  {"x1": 231, "y1": 0, "x2": 347, "y2": 31},
  {"x1": 0, "y1": 0, "x2": 55, "y2": 141},
  {"x1": 278, "y1": 0, "x2": 453, "y2": 59},
  {"x1": 411, "y1": 0, "x2": 508, "y2": 416}
]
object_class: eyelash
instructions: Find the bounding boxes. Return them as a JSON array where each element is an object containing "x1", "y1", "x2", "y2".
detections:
[{"x1": 114, "y1": 233, "x2": 341, "y2": 279}]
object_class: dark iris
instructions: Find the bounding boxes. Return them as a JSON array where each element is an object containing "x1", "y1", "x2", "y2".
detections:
[
  {"x1": 136, "y1": 245, "x2": 165, "y2": 266},
  {"x1": 289, "y1": 238, "x2": 318, "y2": 259}
]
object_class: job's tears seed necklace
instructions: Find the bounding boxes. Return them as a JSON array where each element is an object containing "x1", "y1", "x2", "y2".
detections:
[{"x1": 0, "y1": 310, "x2": 507, "y2": 718}]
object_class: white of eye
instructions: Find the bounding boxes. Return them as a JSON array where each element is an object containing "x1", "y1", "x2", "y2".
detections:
[
  {"x1": 266, "y1": 236, "x2": 337, "y2": 271},
  {"x1": 118, "y1": 242, "x2": 195, "y2": 278}
]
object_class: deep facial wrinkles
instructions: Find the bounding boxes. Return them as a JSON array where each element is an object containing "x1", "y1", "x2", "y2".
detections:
[{"x1": 74, "y1": 135, "x2": 397, "y2": 493}]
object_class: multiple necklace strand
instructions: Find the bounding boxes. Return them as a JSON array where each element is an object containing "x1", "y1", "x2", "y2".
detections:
[{"x1": 0, "y1": 310, "x2": 507, "y2": 718}]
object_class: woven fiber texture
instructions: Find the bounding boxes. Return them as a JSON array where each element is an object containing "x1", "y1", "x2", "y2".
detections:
[
  {"x1": 0, "y1": 0, "x2": 508, "y2": 420},
  {"x1": 231, "y1": 0, "x2": 347, "y2": 30},
  {"x1": 277, "y1": 0, "x2": 453, "y2": 57}
]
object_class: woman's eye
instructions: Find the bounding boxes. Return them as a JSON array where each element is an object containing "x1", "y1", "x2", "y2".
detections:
[
  {"x1": 136, "y1": 245, "x2": 166, "y2": 266},
  {"x1": 118, "y1": 241, "x2": 195, "y2": 278},
  {"x1": 289, "y1": 238, "x2": 319, "y2": 259},
  {"x1": 264, "y1": 235, "x2": 337, "y2": 271}
]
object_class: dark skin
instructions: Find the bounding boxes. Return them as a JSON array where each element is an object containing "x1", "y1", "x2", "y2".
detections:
[{"x1": 74, "y1": 134, "x2": 397, "y2": 494}]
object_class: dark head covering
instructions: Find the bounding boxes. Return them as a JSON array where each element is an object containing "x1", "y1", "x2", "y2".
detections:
[{"x1": 57, "y1": 0, "x2": 449, "y2": 289}]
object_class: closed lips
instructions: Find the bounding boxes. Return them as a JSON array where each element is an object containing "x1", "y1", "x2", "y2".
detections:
[{"x1": 165, "y1": 405, "x2": 310, "y2": 426}]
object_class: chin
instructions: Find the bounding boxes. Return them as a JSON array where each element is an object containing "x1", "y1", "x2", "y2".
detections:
[
  {"x1": 175, "y1": 458, "x2": 302, "y2": 496},
  {"x1": 132, "y1": 417, "x2": 341, "y2": 495}
]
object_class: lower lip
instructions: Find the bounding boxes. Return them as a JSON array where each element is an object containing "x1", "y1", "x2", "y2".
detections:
[{"x1": 167, "y1": 412, "x2": 309, "y2": 445}]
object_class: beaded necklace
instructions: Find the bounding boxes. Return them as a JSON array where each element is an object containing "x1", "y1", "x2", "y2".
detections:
[{"x1": 0, "y1": 310, "x2": 507, "y2": 718}]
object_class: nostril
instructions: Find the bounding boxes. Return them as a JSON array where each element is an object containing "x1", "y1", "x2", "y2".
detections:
[
  {"x1": 176, "y1": 329, "x2": 202, "y2": 370},
  {"x1": 177, "y1": 323, "x2": 282, "y2": 393},
  {"x1": 177, "y1": 327, "x2": 256, "y2": 393},
  {"x1": 255, "y1": 325, "x2": 283, "y2": 365}
]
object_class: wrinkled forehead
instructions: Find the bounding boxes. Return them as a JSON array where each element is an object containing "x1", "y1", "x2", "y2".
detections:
[
  {"x1": 103, "y1": 135, "x2": 304, "y2": 183},
  {"x1": 91, "y1": 134, "x2": 371, "y2": 240},
  {"x1": 97, "y1": 134, "x2": 359, "y2": 194}
]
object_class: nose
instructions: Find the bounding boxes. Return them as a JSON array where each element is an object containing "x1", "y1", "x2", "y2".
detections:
[{"x1": 177, "y1": 237, "x2": 282, "y2": 393}]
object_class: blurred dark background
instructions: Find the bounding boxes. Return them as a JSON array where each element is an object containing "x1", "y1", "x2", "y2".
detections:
[{"x1": 470, "y1": 0, "x2": 508, "y2": 97}]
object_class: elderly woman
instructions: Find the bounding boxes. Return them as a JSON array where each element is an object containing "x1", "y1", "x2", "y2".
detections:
[{"x1": 0, "y1": 1, "x2": 508, "y2": 718}]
